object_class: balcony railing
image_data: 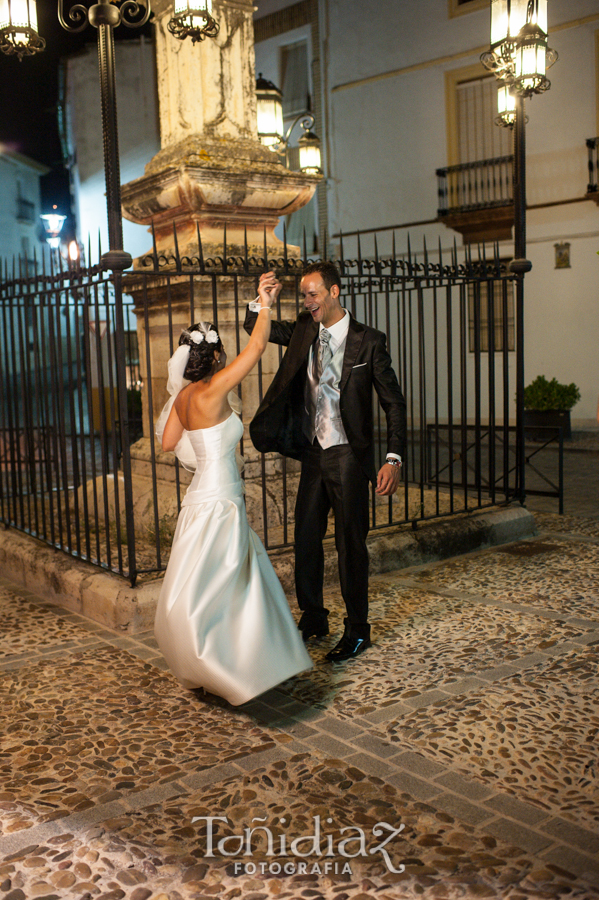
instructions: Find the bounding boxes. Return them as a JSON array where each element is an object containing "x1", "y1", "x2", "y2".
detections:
[
  {"x1": 437, "y1": 155, "x2": 514, "y2": 216},
  {"x1": 587, "y1": 137, "x2": 599, "y2": 194}
]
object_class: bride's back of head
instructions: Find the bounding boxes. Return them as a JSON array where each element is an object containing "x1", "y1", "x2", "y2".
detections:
[{"x1": 179, "y1": 323, "x2": 223, "y2": 382}]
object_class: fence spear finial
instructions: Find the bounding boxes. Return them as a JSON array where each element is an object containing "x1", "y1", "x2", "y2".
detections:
[
  {"x1": 173, "y1": 222, "x2": 181, "y2": 269},
  {"x1": 197, "y1": 222, "x2": 205, "y2": 275},
  {"x1": 151, "y1": 220, "x2": 159, "y2": 271},
  {"x1": 263, "y1": 225, "x2": 268, "y2": 272}
]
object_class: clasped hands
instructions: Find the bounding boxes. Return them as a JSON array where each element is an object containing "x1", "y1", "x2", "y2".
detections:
[{"x1": 257, "y1": 271, "x2": 282, "y2": 309}]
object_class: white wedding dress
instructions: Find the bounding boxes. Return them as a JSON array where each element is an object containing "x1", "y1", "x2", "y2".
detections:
[{"x1": 154, "y1": 411, "x2": 313, "y2": 706}]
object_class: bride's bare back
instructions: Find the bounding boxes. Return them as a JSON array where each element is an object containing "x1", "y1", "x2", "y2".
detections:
[{"x1": 161, "y1": 302, "x2": 273, "y2": 451}]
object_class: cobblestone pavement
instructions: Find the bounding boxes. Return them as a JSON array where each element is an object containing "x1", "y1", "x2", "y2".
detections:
[{"x1": 0, "y1": 438, "x2": 598, "y2": 900}]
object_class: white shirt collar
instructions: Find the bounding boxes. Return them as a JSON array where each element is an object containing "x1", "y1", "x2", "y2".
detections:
[{"x1": 320, "y1": 309, "x2": 349, "y2": 354}]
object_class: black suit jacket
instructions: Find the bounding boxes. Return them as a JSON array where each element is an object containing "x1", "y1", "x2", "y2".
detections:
[{"x1": 244, "y1": 307, "x2": 407, "y2": 483}]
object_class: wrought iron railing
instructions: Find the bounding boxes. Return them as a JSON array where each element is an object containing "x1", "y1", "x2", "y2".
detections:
[
  {"x1": 437, "y1": 155, "x2": 514, "y2": 215},
  {"x1": 0, "y1": 229, "x2": 538, "y2": 585},
  {"x1": 586, "y1": 137, "x2": 599, "y2": 194}
]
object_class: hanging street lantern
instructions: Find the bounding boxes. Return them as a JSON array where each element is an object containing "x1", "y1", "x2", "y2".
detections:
[
  {"x1": 0, "y1": 0, "x2": 45, "y2": 59},
  {"x1": 168, "y1": 0, "x2": 219, "y2": 43},
  {"x1": 496, "y1": 83, "x2": 516, "y2": 127},
  {"x1": 256, "y1": 74, "x2": 284, "y2": 149},
  {"x1": 40, "y1": 210, "x2": 66, "y2": 249},
  {"x1": 256, "y1": 75, "x2": 323, "y2": 173},
  {"x1": 482, "y1": 0, "x2": 554, "y2": 90},
  {"x1": 298, "y1": 128, "x2": 322, "y2": 175},
  {"x1": 512, "y1": 19, "x2": 551, "y2": 95}
]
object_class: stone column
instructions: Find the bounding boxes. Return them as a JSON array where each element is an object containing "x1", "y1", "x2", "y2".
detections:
[
  {"x1": 121, "y1": 0, "x2": 319, "y2": 261},
  {"x1": 120, "y1": 0, "x2": 318, "y2": 538}
]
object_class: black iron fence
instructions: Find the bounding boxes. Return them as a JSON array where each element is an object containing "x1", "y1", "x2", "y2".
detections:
[
  {"x1": 437, "y1": 155, "x2": 514, "y2": 215},
  {"x1": 587, "y1": 137, "x2": 599, "y2": 194},
  {"x1": 0, "y1": 232, "x2": 539, "y2": 585}
]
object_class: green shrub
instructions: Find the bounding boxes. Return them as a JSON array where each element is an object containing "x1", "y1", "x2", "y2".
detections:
[{"x1": 523, "y1": 375, "x2": 581, "y2": 411}]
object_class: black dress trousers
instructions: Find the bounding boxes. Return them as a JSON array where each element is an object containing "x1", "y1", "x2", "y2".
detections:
[{"x1": 294, "y1": 440, "x2": 370, "y2": 631}]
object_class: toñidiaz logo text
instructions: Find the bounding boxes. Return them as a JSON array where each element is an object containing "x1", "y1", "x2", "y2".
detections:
[{"x1": 191, "y1": 815, "x2": 407, "y2": 876}]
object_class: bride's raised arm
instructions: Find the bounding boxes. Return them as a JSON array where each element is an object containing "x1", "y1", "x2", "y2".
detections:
[{"x1": 209, "y1": 286, "x2": 275, "y2": 398}]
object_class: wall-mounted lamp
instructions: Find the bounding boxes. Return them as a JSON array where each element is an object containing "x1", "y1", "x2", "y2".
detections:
[
  {"x1": 256, "y1": 75, "x2": 322, "y2": 175},
  {"x1": 297, "y1": 127, "x2": 322, "y2": 175},
  {"x1": 256, "y1": 74, "x2": 284, "y2": 148}
]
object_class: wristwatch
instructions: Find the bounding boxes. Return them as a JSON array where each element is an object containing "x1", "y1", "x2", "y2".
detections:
[{"x1": 386, "y1": 457, "x2": 402, "y2": 467}]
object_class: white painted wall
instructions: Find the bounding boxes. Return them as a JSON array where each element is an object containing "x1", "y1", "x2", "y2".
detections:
[
  {"x1": 254, "y1": 0, "x2": 599, "y2": 427},
  {"x1": 0, "y1": 151, "x2": 47, "y2": 268},
  {"x1": 65, "y1": 37, "x2": 160, "y2": 262}
]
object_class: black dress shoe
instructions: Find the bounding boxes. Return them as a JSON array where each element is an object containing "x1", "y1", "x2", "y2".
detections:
[
  {"x1": 300, "y1": 622, "x2": 329, "y2": 642},
  {"x1": 325, "y1": 633, "x2": 371, "y2": 662}
]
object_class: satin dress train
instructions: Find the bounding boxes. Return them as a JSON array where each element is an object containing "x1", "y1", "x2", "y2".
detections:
[{"x1": 154, "y1": 412, "x2": 313, "y2": 705}]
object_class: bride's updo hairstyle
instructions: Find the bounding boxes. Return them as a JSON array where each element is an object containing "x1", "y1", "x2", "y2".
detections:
[{"x1": 179, "y1": 323, "x2": 223, "y2": 382}]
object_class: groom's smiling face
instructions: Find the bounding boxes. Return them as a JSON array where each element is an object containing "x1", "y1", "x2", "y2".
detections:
[{"x1": 300, "y1": 275, "x2": 344, "y2": 329}]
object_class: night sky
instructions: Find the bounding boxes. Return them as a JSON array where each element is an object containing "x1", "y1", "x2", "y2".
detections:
[{"x1": 0, "y1": 3, "x2": 152, "y2": 220}]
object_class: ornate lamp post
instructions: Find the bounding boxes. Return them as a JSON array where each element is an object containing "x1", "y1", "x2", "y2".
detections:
[
  {"x1": 481, "y1": 0, "x2": 558, "y2": 504},
  {"x1": 1, "y1": 0, "x2": 221, "y2": 580}
]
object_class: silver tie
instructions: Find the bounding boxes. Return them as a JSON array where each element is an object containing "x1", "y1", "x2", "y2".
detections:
[{"x1": 315, "y1": 328, "x2": 332, "y2": 381}]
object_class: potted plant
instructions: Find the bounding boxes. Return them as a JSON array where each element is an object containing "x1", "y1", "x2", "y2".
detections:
[{"x1": 523, "y1": 375, "x2": 581, "y2": 440}]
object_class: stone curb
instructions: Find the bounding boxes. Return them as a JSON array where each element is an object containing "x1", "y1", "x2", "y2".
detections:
[
  {"x1": 0, "y1": 529, "x2": 160, "y2": 633},
  {"x1": 0, "y1": 504, "x2": 536, "y2": 634}
]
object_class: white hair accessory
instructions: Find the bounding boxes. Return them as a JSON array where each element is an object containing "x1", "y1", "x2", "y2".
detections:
[{"x1": 182, "y1": 325, "x2": 220, "y2": 345}]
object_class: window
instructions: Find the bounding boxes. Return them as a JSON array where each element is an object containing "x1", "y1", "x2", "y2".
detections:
[
  {"x1": 277, "y1": 39, "x2": 318, "y2": 252},
  {"x1": 280, "y1": 40, "x2": 310, "y2": 119},
  {"x1": 456, "y1": 76, "x2": 511, "y2": 164},
  {"x1": 468, "y1": 274, "x2": 515, "y2": 352}
]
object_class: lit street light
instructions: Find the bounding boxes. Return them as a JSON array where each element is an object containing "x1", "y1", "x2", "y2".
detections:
[
  {"x1": 481, "y1": 0, "x2": 558, "y2": 504},
  {"x1": 0, "y1": 0, "x2": 45, "y2": 58},
  {"x1": 256, "y1": 74, "x2": 323, "y2": 175},
  {"x1": 41, "y1": 210, "x2": 66, "y2": 250}
]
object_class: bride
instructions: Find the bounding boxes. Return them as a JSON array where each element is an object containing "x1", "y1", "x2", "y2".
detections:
[{"x1": 154, "y1": 286, "x2": 313, "y2": 706}]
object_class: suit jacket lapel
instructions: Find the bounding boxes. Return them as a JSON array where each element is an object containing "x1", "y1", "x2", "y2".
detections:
[
  {"x1": 275, "y1": 315, "x2": 318, "y2": 392},
  {"x1": 339, "y1": 315, "x2": 365, "y2": 392}
]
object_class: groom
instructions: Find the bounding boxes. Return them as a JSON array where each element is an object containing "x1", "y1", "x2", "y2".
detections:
[{"x1": 245, "y1": 262, "x2": 406, "y2": 661}]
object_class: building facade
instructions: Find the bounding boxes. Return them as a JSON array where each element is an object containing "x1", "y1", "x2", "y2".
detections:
[
  {"x1": 61, "y1": 0, "x2": 598, "y2": 427},
  {"x1": 253, "y1": 0, "x2": 599, "y2": 428},
  {"x1": 0, "y1": 150, "x2": 48, "y2": 271}
]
